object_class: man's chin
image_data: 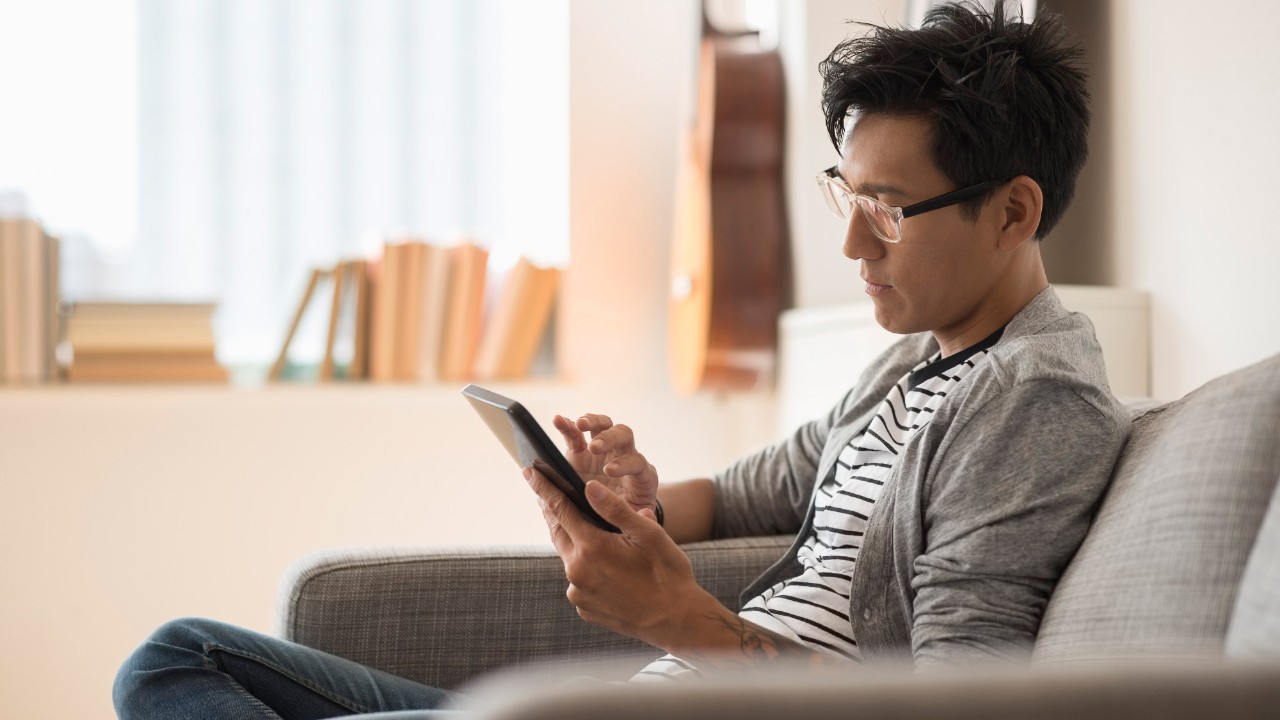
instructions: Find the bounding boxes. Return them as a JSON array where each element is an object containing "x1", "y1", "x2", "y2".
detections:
[{"x1": 871, "y1": 305, "x2": 931, "y2": 337}]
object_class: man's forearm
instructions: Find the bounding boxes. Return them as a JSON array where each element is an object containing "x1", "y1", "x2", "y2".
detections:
[
  {"x1": 660, "y1": 589, "x2": 848, "y2": 673},
  {"x1": 657, "y1": 478, "x2": 716, "y2": 544}
]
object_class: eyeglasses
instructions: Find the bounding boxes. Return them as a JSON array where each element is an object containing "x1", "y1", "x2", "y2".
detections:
[{"x1": 815, "y1": 166, "x2": 1007, "y2": 243}]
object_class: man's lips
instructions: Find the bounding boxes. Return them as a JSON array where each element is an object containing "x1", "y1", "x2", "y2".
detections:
[{"x1": 863, "y1": 278, "x2": 893, "y2": 296}]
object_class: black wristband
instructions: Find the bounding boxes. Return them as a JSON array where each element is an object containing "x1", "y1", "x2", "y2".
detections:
[{"x1": 653, "y1": 498, "x2": 665, "y2": 527}]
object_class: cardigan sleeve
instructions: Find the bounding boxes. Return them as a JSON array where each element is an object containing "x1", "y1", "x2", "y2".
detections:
[
  {"x1": 708, "y1": 392, "x2": 846, "y2": 539},
  {"x1": 909, "y1": 378, "x2": 1127, "y2": 666}
]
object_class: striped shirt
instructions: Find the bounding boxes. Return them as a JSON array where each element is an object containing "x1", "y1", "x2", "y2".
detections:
[{"x1": 633, "y1": 328, "x2": 1003, "y2": 682}]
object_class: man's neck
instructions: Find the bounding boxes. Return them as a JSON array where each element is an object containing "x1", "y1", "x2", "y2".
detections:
[{"x1": 933, "y1": 256, "x2": 1049, "y2": 358}]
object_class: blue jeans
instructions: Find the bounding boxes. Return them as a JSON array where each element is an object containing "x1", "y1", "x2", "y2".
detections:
[{"x1": 113, "y1": 618, "x2": 467, "y2": 719}]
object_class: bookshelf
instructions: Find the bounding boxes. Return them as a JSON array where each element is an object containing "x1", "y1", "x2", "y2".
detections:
[{"x1": 0, "y1": 235, "x2": 562, "y2": 387}]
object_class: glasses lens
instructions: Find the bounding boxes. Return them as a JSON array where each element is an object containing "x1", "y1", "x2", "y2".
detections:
[
  {"x1": 855, "y1": 196, "x2": 899, "y2": 242},
  {"x1": 817, "y1": 176, "x2": 853, "y2": 220}
]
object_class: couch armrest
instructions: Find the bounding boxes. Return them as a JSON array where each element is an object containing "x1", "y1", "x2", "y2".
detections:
[
  {"x1": 468, "y1": 661, "x2": 1280, "y2": 720},
  {"x1": 274, "y1": 536, "x2": 790, "y2": 690}
]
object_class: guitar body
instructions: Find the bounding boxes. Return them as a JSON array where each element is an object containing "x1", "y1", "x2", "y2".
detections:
[{"x1": 670, "y1": 27, "x2": 790, "y2": 395}]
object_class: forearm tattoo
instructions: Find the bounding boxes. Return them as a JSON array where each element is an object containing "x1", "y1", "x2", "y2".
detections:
[{"x1": 686, "y1": 612, "x2": 847, "y2": 672}]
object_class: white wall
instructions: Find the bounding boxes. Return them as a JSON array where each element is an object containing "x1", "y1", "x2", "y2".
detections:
[
  {"x1": 0, "y1": 3, "x2": 780, "y2": 718},
  {"x1": 786, "y1": 0, "x2": 1280, "y2": 399},
  {"x1": 1109, "y1": 0, "x2": 1280, "y2": 399},
  {"x1": 781, "y1": 0, "x2": 906, "y2": 309}
]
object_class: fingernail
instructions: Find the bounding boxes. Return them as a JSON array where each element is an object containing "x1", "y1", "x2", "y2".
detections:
[
  {"x1": 586, "y1": 481, "x2": 609, "y2": 502},
  {"x1": 605, "y1": 462, "x2": 619, "y2": 473},
  {"x1": 522, "y1": 467, "x2": 532, "y2": 480},
  {"x1": 590, "y1": 439, "x2": 604, "y2": 451}
]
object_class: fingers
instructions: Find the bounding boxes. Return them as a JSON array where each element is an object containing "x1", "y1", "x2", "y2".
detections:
[
  {"x1": 575, "y1": 413, "x2": 614, "y2": 438},
  {"x1": 602, "y1": 451, "x2": 651, "y2": 478},
  {"x1": 525, "y1": 467, "x2": 595, "y2": 539},
  {"x1": 543, "y1": 505, "x2": 574, "y2": 556},
  {"x1": 584, "y1": 480, "x2": 655, "y2": 536},
  {"x1": 565, "y1": 413, "x2": 637, "y2": 458},
  {"x1": 587, "y1": 422, "x2": 636, "y2": 456},
  {"x1": 551, "y1": 415, "x2": 588, "y2": 453},
  {"x1": 525, "y1": 468, "x2": 577, "y2": 553}
]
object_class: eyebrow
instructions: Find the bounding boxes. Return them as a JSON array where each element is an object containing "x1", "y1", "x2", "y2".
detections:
[
  {"x1": 826, "y1": 166, "x2": 909, "y2": 199},
  {"x1": 854, "y1": 181, "x2": 910, "y2": 199}
]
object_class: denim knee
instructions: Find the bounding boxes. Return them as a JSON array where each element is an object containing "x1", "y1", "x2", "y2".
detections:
[{"x1": 113, "y1": 617, "x2": 225, "y2": 715}]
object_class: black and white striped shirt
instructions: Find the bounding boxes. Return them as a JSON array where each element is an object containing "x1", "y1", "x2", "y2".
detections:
[{"x1": 634, "y1": 329, "x2": 1003, "y2": 681}]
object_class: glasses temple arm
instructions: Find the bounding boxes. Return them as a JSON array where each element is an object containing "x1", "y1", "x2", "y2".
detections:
[{"x1": 900, "y1": 179, "x2": 1007, "y2": 218}]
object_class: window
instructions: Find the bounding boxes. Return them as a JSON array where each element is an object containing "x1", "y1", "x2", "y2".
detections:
[{"x1": 0, "y1": 0, "x2": 568, "y2": 367}]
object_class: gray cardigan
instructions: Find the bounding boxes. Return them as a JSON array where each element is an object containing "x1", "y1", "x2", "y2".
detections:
[{"x1": 710, "y1": 287, "x2": 1130, "y2": 666}]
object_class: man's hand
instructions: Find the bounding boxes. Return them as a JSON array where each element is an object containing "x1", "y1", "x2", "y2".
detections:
[
  {"x1": 550, "y1": 413, "x2": 659, "y2": 518},
  {"x1": 525, "y1": 467, "x2": 705, "y2": 646},
  {"x1": 526, "y1": 468, "x2": 853, "y2": 674}
]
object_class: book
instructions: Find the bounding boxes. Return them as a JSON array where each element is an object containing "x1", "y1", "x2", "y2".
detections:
[
  {"x1": 66, "y1": 300, "x2": 225, "y2": 383},
  {"x1": 270, "y1": 260, "x2": 375, "y2": 382},
  {"x1": 414, "y1": 242, "x2": 453, "y2": 382},
  {"x1": 70, "y1": 301, "x2": 216, "y2": 321},
  {"x1": 348, "y1": 259, "x2": 371, "y2": 380},
  {"x1": 386, "y1": 238, "x2": 455, "y2": 382},
  {"x1": 472, "y1": 258, "x2": 559, "y2": 380},
  {"x1": 44, "y1": 231, "x2": 60, "y2": 380},
  {"x1": 393, "y1": 241, "x2": 426, "y2": 381},
  {"x1": 0, "y1": 219, "x2": 17, "y2": 381},
  {"x1": 73, "y1": 348, "x2": 219, "y2": 366},
  {"x1": 66, "y1": 359, "x2": 228, "y2": 383},
  {"x1": 0, "y1": 217, "x2": 55, "y2": 384},
  {"x1": 67, "y1": 322, "x2": 217, "y2": 352},
  {"x1": 368, "y1": 242, "x2": 403, "y2": 382},
  {"x1": 20, "y1": 221, "x2": 43, "y2": 382},
  {"x1": 319, "y1": 261, "x2": 348, "y2": 381},
  {"x1": 68, "y1": 302, "x2": 217, "y2": 353},
  {"x1": 269, "y1": 268, "x2": 325, "y2": 381},
  {"x1": 439, "y1": 242, "x2": 489, "y2": 381}
]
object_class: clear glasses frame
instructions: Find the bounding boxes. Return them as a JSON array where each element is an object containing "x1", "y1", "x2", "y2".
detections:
[{"x1": 815, "y1": 166, "x2": 1007, "y2": 243}]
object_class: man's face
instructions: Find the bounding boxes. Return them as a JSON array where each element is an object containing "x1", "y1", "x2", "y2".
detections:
[{"x1": 837, "y1": 113, "x2": 1006, "y2": 337}]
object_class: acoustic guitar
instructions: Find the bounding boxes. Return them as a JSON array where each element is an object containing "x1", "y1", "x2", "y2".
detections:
[{"x1": 669, "y1": 1, "x2": 790, "y2": 395}]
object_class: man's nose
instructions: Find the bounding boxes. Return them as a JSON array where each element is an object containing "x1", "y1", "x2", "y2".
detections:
[{"x1": 842, "y1": 209, "x2": 885, "y2": 261}]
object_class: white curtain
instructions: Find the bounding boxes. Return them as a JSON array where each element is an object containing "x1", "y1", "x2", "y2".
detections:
[{"x1": 135, "y1": 0, "x2": 567, "y2": 364}]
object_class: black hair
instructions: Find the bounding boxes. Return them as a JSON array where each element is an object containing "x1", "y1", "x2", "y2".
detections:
[{"x1": 820, "y1": 0, "x2": 1090, "y2": 238}]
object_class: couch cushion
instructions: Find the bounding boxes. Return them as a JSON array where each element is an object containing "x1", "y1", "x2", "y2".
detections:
[
  {"x1": 1034, "y1": 353, "x2": 1280, "y2": 663},
  {"x1": 1225, "y1": 480, "x2": 1280, "y2": 658}
]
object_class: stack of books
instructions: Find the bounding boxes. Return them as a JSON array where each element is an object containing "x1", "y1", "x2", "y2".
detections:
[
  {"x1": 273, "y1": 238, "x2": 559, "y2": 383},
  {"x1": 0, "y1": 214, "x2": 60, "y2": 385},
  {"x1": 64, "y1": 302, "x2": 228, "y2": 383}
]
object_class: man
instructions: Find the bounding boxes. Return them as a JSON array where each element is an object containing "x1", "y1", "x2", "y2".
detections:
[
  {"x1": 114, "y1": 1, "x2": 1128, "y2": 716},
  {"x1": 531, "y1": 0, "x2": 1120, "y2": 675}
]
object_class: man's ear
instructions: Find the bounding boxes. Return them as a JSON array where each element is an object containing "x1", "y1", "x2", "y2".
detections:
[{"x1": 995, "y1": 176, "x2": 1044, "y2": 251}]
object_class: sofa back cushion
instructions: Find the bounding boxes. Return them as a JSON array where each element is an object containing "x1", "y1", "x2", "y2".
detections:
[
  {"x1": 1225, "y1": 480, "x2": 1280, "y2": 658},
  {"x1": 1033, "y1": 354, "x2": 1280, "y2": 663}
]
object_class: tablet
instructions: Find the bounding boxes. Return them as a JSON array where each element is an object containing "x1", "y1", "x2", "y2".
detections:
[{"x1": 461, "y1": 384, "x2": 621, "y2": 533}]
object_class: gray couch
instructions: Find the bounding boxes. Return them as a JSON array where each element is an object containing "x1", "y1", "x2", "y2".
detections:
[{"x1": 275, "y1": 353, "x2": 1280, "y2": 717}]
